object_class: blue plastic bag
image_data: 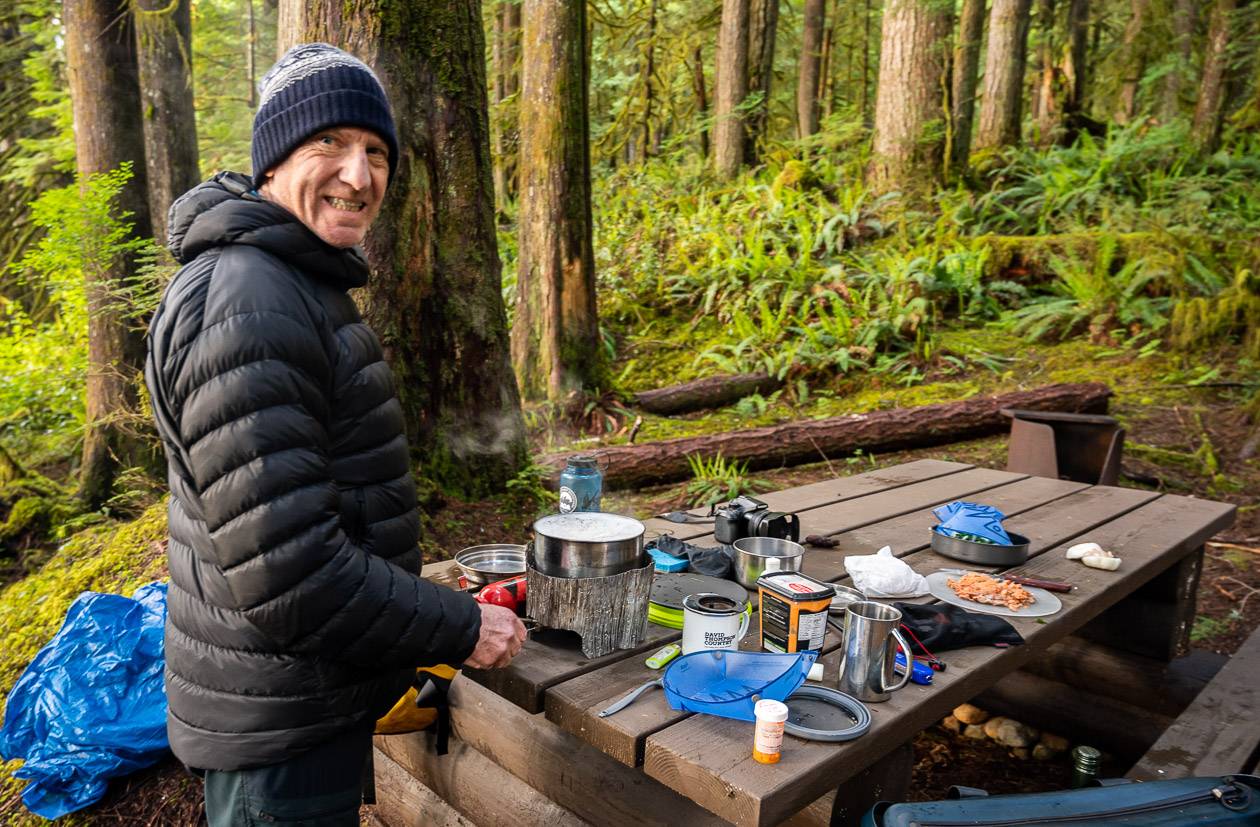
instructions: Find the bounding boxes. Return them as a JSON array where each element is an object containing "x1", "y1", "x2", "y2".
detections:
[
  {"x1": 0, "y1": 581, "x2": 169, "y2": 820},
  {"x1": 932, "y1": 501, "x2": 1013, "y2": 545}
]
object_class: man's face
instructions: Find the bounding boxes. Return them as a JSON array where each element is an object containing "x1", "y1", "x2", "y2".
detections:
[{"x1": 260, "y1": 126, "x2": 389, "y2": 248}]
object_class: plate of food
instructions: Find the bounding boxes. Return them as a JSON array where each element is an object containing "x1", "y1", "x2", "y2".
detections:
[{"x1": 925, "y1": 571, "x2": 1062, "y2": 618}]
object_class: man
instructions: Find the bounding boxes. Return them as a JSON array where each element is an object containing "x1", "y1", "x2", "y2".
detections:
[{"x1": 145, "y1": 43, "x2": 526, "y2": 826}]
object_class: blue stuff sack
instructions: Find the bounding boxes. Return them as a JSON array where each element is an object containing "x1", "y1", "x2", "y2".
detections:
[
  {"x1": 0, "y1": 581, "x2": 169, "y2": 820},
  {"x1": 932, "y1": 501, "x2": 1013, "y2": 545}
]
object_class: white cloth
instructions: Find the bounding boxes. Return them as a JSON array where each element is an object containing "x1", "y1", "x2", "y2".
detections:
[{"x1": 843, "y1": 546, "x2": 929, "y2": 598}]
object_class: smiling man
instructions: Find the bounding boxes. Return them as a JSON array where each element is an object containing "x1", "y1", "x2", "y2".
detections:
[{"x1": 144, "y1": 44, "x2": 526, "y2": 826}]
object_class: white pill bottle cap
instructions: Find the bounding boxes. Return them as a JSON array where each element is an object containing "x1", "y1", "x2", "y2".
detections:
[{"x1": 754, "y1": 699, "x2": 789, "y2": 723}]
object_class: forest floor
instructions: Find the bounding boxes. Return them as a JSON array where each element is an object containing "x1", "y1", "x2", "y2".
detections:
[{"x1": 1, "y1": 335, "x2": 1256, "y2": 825}]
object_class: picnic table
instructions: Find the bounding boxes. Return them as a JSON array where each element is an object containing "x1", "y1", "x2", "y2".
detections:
[{"x1": 371, "y1": 458, "x2": 1236, "y2": 827}]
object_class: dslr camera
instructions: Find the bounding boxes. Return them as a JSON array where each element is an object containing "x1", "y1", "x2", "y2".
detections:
[{"x1": 713, "y1": 495, "x2": 800, "y2": 545}]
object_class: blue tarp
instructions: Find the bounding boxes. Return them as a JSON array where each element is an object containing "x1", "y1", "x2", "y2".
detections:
[{"x1": 0, "y1": 581, "x2": 169, "y2": 820}]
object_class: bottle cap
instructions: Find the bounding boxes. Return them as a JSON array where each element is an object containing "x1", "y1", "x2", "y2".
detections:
[
  {"x1": 567, "y1": 455, "x2": 598, "y2": 469},
  {"x1": 754, "y1": 699, "x2": 789, "y2": 723}
]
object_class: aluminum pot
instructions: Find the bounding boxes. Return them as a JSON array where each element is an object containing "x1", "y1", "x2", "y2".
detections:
[
  {"x1": 454, "y1": 544, "x2": 527, "y2": 588},
  {"x1": 532, "y1": 513, "x2": 645, "y2": 578},
  {"x1": 732, "y1": 537, "x2": 805, "y2": 589}
]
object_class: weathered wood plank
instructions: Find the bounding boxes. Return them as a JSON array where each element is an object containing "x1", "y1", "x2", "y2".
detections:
[
  {"x1": 642, "y1": 494, "x2": 1235, "y2": 826},
  {"x1": 372, "y1": 746, "x2": 477, "y2": 827},
  {"x1": 641, "y1": 459, "x2": 974, "y2": 542},
  {"x1": 435, "y1": 673, "x2": 731, "y2": 826},
  {"x1": 374, "y1": 738, "x2": 585, "y2": 827},
  {"x1": 1128, "y1": 625, "x2": 1260, "y2": 780}
]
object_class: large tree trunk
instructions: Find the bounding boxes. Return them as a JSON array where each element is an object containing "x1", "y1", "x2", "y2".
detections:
[
  {"x1": 797, "y1": 0, "x2": 826, "y2": 138},
  {"x1": 299, "y1": 1, "x2": 528, "y2": 497},
  {"x1": 135, "y1": 0, "x2": 200, "y2": 244},
  {"x1": 633, "y1": 372, "x2": 783, "y2": 416},
  {"x1": 492, "y1": 0, "x2": 521, "y2": 212},
  {"x1": 1192, "y1": 0, "x2": 1237, "y2": 153},
  {"x1": 1114, "y1": 0, "x2": 1149, "y2": 124},
  {"x1": 713, "y1": 0, "x2": 750, "y2": 178},
  {"x1": 1031, "y1": 0, "x2": 1060, "y2": 145},
  {"x1": 866, "y1": 0, "x2": 953, "y2": 192},
  {"x1": 744, "y1": 0, "x2": 778, "y2": 162},
  {"x1": 1063, "y1": 0, "x2": 1088, "y2": 118},
  {"x1": 275, "y1": 0, "x2": 306, "y2": 55},
  {"x1": 1157, "y1": 0, "x2": 1196, "y2": 122},
  {"x1": 542, "y1": 382, "x2": 1114, "y2": 489},
  {"x1": 949, "y1": 0, "x2": 988, "y2": 168},
  {"x1": 641, "y1": 0, "x2": 658, "y2": 159},
  {"x1": 975, "y1": 0, "x2": 1033, "y2": 150},
  {"x1": 512, "y1": 0, "x2": 600, "y2": 401},
  {"x1": 64, "y1": 0, "x2": 156, "y2": 507}
]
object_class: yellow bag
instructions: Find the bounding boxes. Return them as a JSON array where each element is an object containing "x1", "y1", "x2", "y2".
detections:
[{"x1": 374, "y1": 664, "x2": 457, "y2": 753}]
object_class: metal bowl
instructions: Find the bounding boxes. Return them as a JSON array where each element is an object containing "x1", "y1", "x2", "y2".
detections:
[
  {"x1": 455, "y1": 544, "x2": 527, "y2": 587},
  {"x1": 930, "y1": 529, "x2": 1031, "y2": 566},
  {"x1": 732, "y1": 537, "x2": 805, "y2": 589},
  {"x1": 533, "y1": 513, "x2": 645, "y2": 579}
]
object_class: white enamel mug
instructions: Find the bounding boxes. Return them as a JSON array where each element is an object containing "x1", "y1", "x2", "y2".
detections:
[{"x1": 681, "y1": 593, "x2": 751, "y2": 654}]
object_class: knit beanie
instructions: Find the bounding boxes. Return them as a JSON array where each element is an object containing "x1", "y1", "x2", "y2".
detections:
[{"x1": 251, "y1": 43, "x2": 399, "y2": 188}]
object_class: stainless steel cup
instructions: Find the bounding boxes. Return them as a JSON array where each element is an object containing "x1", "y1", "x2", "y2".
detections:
[
  {"x1": 836, "y1": 601, "x2": 912, "y2": 703},
  {"x1": 731, "y1": 537, "x2": 804, "y2": 588}
]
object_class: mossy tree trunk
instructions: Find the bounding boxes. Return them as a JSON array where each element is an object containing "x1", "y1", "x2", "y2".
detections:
[
  {"x1": 1192, "y1": 0, "x2": 1237, "y2": 153},
  {"x1": 867, "y1": 0, "x2": 953, "y2": 192},
  {"x1": 511, "y1": 0, "x2": 601, "y2": 402},
  {"x1": 1114, "y1": 0, "x2": 1149, "y2": 124},
  {"x1": 949, "y1": 0, "x2": 988, "y2": 169},
  {"x1": 298, "y1": 0, "x2": 528, "y2": 497},
  {"x1": 975, "y1": 0, "x2": 1033, "y2": 150},
  {"x1": 1063, "y1": 0, "x2": 1089, "y2": 121},
  {"x1": 690, "y1": 44, "x2": 711, "y2": 157},
  {"x1": 796, "y1": 0, "x2": 825, "y2": 139},
  {"x1": 492, "y1": 0, "x2": 521, "y2": 212},
  {"x1": 713, "y1": 0, "x2": 749, "y2": 179},
  {"x1": 136, "y1": 0, "x2": 200, "y2": 244},
  {"x1": 744, "y1": 0, "x2": 778, "y2": 163},
  {"x1": 64, "y1": 0, "x2": 156, "y2": 508},
  {"x1": 1158, "y1": 0, "x2": 1195, "y2": 122}
]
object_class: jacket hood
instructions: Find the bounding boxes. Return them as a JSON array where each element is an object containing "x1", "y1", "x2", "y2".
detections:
[{"x1": 166, "y1": 171, "x2": 369, "y2": 289}]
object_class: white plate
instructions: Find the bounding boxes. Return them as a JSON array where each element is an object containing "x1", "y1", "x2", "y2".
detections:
[{"x1": 925, "y1": 571, "x2": 1062, "y2": 618}]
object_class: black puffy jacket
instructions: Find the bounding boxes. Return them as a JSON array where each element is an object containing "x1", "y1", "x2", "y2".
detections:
[{"x1": 145, "y1": 172, "x2": 481, "y2": 771}]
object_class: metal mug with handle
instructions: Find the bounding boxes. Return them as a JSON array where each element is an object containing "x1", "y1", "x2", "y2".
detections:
[{"x1": 836, "y1": 601, "x2": 912, "y2": 703}]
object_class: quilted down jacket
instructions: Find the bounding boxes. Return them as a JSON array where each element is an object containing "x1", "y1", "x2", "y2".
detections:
[{"x1": 145, "y1": 172, "x2": 481, "y2": 770}]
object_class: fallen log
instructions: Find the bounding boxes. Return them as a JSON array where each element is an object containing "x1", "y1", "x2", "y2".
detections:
[
  {"x1": 633, "y1": 372, "x2": 782, "y2": 415},
  {"x1": 541, "y1": 382, "x2": 1112, "y2": 490}
]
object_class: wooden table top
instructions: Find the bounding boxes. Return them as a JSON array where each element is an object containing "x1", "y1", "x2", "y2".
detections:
[{"x1": 454, "y1": 459, "x2": 1236, "y2": 826}]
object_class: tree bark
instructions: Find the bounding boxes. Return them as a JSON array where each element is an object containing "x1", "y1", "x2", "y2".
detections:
[
  {"x1": 512, "y1": 0, "x2": 601, "y2": 401},
  {"x1": 544, "y1": 382, "x2": 1114, "y2": 490},
  {"x1": 492, "y1": 0, "x2": 521, "y2": 211},
  {"x1": 1114, "y1": 0, "x2": 1149, "y2": 124},
  {"x1": 866, "y1": 0, "x2": 953, "y2": 192},
  {"x1": 1031, "y1": 0, "x2": 1059, "y2": 145},
  {"x1": 744, "y1": 0, "x2": 778, "y2": 162},
  {"x1": 64, "y1": 0, "x2": 157, "y2": 507},
  {"x1": 135, "y1": 0, "x2": 200, "y2": 245},
  {"x1": 949, "y1": 0, "x2": 987, "y2": 168},
  {"x1": 275, "y1": 0, "x2": 307, "y2": 56},
  {"x1": 299, "y1": 0, "x2": 528, "y2": 497},
  {"x1": 641, "y1": 0, "x2": 658, "y2": 160},
  {"x1": 633, "y1": 372, "x2": 783, "y2": 416},
  {"x1": 1063, "y1": 0, "x2": 1088, "y2": 118},
  {"x1": 1192, "y1": 0, "x2": 1236, "y2": 153},
  {"x1": 975, "y1": 0, "x2": 1033, "y2": 150},
  {"x1": 713, "y1": 0, "x2": 750, "y2": 178},
  {"x1": 1157, "y1": 0, "x2": 1195, "y2": 122},
  {"x1": 797, "y1": 0, "x2": 826, "y2": 138},
  {"x1": 691, "y1": 45, "x2": 711, "y2": 157}
]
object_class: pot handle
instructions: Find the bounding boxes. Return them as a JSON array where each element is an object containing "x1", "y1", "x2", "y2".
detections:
[
  {"x1": 598, "y1": 679, "x2": 663, "y2": 717},
  {"x1": 885, "y1": 628, "x2": 913, "y2": 693}
]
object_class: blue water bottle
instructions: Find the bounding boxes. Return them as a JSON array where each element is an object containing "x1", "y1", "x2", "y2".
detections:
[{"x1": 559, "y1": 455, "x2": 602, "y2": 513}]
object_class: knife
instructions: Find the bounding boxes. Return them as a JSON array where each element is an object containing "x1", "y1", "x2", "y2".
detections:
[{"x1": 937, "y1": 568, "x2": 1073, "y2": 593}]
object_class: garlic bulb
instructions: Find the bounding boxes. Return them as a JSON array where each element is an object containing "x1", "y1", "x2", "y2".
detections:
[
  {"x1": 1066, "y1": 542, "x2": 1103, "y2": 560},
  {"x1": 1082, "y1": 553, "x2": 1121, "y2": 571}
]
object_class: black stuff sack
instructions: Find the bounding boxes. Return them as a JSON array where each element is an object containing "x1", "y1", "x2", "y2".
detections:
[{"x1": 893, "y1": 602, "x2": 1024, "y2": 654}]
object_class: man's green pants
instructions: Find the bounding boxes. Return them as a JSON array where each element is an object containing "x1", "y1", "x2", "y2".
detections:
[{"x1": 203, "y1": 724, "x2": 372, "y2": 826}]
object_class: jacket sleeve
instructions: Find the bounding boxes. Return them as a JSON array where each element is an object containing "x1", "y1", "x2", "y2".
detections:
[{"x1": 168, "y1": 301, "x2": 481, "y2": 669}]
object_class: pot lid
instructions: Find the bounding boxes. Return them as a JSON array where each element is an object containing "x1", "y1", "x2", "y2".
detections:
[
  {"x1": 534, "y1": 512, "x2": 644, "y2": 543},
  {"x1": 650, "y1": 572, "x2": 748, "y2": 611}
]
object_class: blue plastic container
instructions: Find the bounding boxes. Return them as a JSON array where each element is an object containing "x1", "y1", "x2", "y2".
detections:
[{"x1": 559, "y1": 455, "x2": 602, "y2": 513}]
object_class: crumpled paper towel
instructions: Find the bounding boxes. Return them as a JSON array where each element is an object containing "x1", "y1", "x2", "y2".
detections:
[
  {"x1": 843, "y1": 546, "x2": 928, "y2": 598},
  {"x1": 932, "y1": 501, "x2": 1013, "y2": 545}
]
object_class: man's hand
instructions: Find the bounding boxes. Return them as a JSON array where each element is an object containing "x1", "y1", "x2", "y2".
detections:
[{"x1": 463, "y1": 603, "x2": 527, "y2": 669}]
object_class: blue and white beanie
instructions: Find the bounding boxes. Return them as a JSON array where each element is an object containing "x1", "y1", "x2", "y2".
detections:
[{"x1": 251, "y1": 43, "x2": 399, "y2": 187}]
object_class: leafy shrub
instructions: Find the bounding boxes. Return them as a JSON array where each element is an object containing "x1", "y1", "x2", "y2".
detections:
[{"x1": 685, "y1": 453, "x2": 769, "y2": 508}]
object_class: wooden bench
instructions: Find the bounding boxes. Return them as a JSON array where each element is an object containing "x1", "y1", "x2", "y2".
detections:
[{"x1": 1128, "y1": 625, "x2": 1260, "y2": 780}]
